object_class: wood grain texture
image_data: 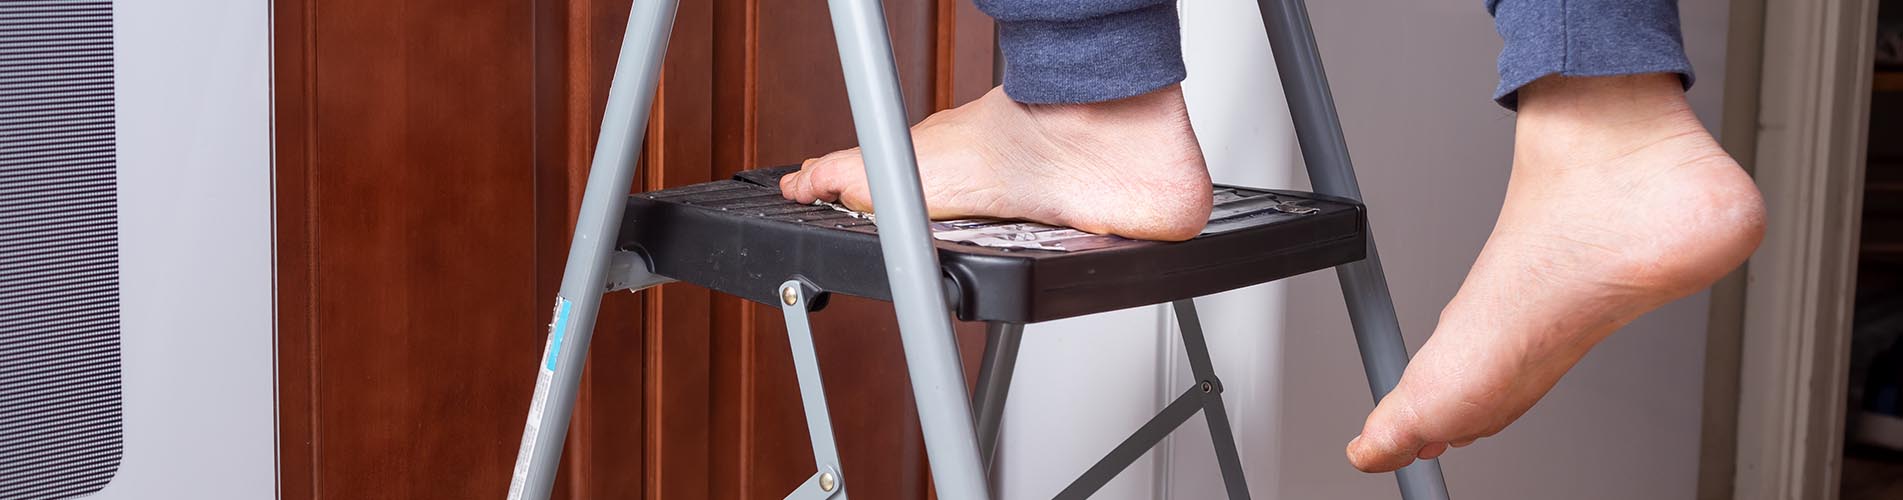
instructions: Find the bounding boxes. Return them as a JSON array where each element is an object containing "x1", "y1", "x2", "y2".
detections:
[
  {"x1": 275, "y1": 1, "x2": 996, "y2": 498},
  {"x1": 643, "y1": 1, "x2": 716, "y2": 498},
  {"x1": 303, "y1": 1, "x2": 542, "y2": 498},
  {"x1": 706, "y1": 1, "x2": 759, "y2": 495},
  {"x1": 949, "y1": 0, "x2": 997, "y2": 106},
  {"x1": 271, "y1": 0, "x2": 315, "y2": 497}
]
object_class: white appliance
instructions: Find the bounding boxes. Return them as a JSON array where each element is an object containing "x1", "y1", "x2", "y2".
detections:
[{"x1": 3, "y1": 1, "x2": 277, "y2": 499}]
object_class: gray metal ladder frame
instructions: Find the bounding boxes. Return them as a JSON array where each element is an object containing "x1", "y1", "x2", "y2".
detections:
[{"x1": 504, "y1": 0, "x2": 1454, "y2": 498}]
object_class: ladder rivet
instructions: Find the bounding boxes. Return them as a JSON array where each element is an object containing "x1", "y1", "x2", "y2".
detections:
[
  {"x1": 781, "y1": 286, "x2": 799, "y2": 306},
  {"x1": 819, "y1": 471, "x2": 837, "y2": 492},
  {"x1": 1200, "y1": 381, "x2": 1214, "y2": 393}
]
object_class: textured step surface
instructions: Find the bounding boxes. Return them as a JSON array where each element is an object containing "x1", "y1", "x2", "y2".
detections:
[{"x1": 620, "y1": 166, "x2": 1367, "y2": 323}]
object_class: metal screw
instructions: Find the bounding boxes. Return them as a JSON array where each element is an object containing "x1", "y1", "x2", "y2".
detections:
[
  {"x1": 1200, "y1": 380, "x2": 1214, "y2": 393},
  {"x1": 819, "y1": 471, "x2": 837, "y2": 492},
  {"x1": 781, "y1": 285, "x2": 799, "y2": 306}
]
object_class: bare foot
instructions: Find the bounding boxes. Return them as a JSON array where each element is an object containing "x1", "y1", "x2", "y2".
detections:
[
  {"x1": 1346, "y1": 74, "x2": 1767, "y2": 472},
  {"x1": 778, "y1": 85, "x2": 1213, "y2": 241}
]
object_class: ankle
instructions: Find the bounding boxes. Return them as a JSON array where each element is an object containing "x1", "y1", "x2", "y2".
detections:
[
  {"x1": 1518, "y1": 74, "x2": 1690, "y2": 120},
  {"x1": 1520, "y1": 74, "x2": 1698, "y2": 134},
  {"x1": 1024, "y1": 84, "x2": 1189, "y2": 125},
  {"x1": 1512, "y1": 75, "x2": 1711, "y2": 171}
]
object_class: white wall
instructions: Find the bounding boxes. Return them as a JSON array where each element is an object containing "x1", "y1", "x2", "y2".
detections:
[
  {"x1": 991, "y1": 2, "x2": 1299, "y2": 495},
  {"x1": 999, "y1": 0, "x2": 1732, "y2": 498},
  {"x1": 106, "y1": 1, "x2": 279, "y2": 499}
]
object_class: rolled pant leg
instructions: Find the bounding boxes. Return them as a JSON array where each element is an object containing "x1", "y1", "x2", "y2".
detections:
[
  {"x1": 973, "y1": 0, "x2": 1186, "y2": 104},
  {"x1": 1489, "y1": 0, "x2": 1696, "y2": 109}
]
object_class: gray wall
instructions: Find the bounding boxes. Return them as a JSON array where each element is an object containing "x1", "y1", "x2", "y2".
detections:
[
  {"x1": 999, "y1": 0, "x2": 1733, "y2": 498},
  {"x1": 1277, "y1": 0, "x2": 1731, "y2": 498}
]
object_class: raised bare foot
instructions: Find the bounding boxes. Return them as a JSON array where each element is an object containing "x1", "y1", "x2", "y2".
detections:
[
  {"x1": 1346, "y1": 74, "x2": 1767, "y2": 472},
  {"x1": 778, "y1": 85, "x2": 1213, "y2": 241}
]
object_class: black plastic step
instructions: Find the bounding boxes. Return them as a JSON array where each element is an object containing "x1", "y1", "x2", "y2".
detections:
[{"x1": 619, "y1": 166, "x2": 1367, "y2": 323}]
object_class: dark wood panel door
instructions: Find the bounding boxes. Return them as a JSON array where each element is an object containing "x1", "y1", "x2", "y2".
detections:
[{"x1": 274, "y1": 1, "x2": 995, "y2": 499}]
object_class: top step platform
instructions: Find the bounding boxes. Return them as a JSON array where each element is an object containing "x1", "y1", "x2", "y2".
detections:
[{"x1": 619, "y1": 166, "x2": 1367, "y2": 323}]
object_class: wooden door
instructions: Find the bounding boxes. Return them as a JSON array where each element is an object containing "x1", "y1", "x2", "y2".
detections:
[{"x1": 273, "y1": 1, "x2": 996, "y2": 498}]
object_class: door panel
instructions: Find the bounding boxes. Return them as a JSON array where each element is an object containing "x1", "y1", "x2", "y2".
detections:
[{"x1": 274, "y1": 0, "x2": 994, "y2": 498}]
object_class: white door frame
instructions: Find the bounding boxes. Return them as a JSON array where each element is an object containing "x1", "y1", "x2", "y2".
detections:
[{"x1": 1733, "y1": 0, "x2": 1876, "y2": 498}]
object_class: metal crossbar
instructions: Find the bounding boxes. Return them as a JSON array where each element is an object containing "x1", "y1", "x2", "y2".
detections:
[
  {"x1": 1047, "y1": 300, "x2": 1251, "y2": 499},
  {"x1": 1059, "y1": 383, "x2": 1212, "y2": 499}
]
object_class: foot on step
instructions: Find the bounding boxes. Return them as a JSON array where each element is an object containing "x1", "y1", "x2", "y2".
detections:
[
  {"x1": 778, "y1": 84, "x2": 1213, "y2": 241},
  {"x1": 1345, "y1": 74, "x2": 1767, "y2": 472}
]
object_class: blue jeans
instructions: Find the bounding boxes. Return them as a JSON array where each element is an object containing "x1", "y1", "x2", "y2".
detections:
[{"x1": 977, "y1": 0, "x2": 1695, "y2": 109}]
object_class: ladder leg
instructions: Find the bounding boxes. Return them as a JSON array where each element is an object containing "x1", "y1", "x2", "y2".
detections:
[
  {"x1": 824, "y1": 0, "x2": 989, "y2": 498},
  {"x1": 1173, "y1": 300, "x2": 1251, "y2": 500},
  {"x1": 506, "y1": 1, "x2": 679, "y2": 499},
  {"x1": 1252, "y1": 0, "x2": 1452, "y2": 498},
  {"x1": 779, "y1": 282, "x2": 849, "y2": 500},
  {"x1": 973, "y1": 321, "x2": 1024, "y2": 472}
]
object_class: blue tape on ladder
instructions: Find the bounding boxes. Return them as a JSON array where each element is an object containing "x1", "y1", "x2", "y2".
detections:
[{"x1": 544, "y1": 298, "x2": 573, "y2": 371}]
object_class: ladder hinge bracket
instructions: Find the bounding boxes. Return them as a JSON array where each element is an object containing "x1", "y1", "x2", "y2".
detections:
[{"x1": 605, "y1": 250, "x2": 671, "y2": 293}]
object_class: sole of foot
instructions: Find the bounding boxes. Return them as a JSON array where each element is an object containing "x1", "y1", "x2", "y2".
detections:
[
  {"x1": 1346, "y1": 74, "x2": 1767, "y2": 472},
  {"x1": 779, "y1": 85, "x2": 1214, "y2": 241}
]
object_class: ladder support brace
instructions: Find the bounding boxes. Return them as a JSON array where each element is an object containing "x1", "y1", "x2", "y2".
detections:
[
  {"x1": 1052, "y1": 300, "x2": 1252, "y2": 499},
  {"x1": 780, "y1": 281, "x2": 850, "y2": 500}
]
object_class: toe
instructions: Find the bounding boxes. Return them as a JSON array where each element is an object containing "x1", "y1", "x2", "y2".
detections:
[
  {"x1": 781, "y1": 159, "x2": 819, "y2": 203},
  {"x1": 1348, "y1": 397, "x2": 1430, "y2": 472},
  {"x1": 785, "y1": 151, "x2": 857, "y2": 204},
  {"x1": 807, "y1": 151, "x2": 872, "y2": 211}
]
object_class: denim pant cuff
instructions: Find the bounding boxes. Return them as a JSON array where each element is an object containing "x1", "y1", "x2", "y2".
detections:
[
  {"x1": 1490, "y1": 0, "x2": 1695, "y2": 109},
  {"x1": 997, "y1": 3, "x2": 1187, "y2": 104}
]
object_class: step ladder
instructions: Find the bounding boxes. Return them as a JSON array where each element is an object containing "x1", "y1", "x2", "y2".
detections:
[{"x1": 506, "y1": 0, "x2": 1453, "y2": 499}]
